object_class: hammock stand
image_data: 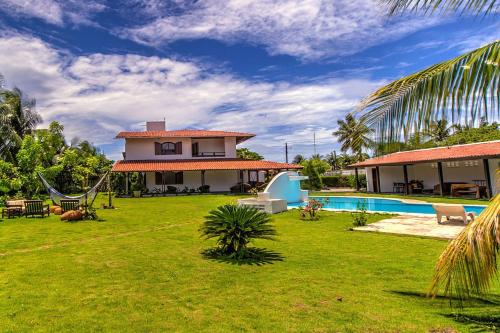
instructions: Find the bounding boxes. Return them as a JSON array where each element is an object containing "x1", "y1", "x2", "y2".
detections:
[{"x1": 38, "y1": 172, "x2": 109, "y2": 213}]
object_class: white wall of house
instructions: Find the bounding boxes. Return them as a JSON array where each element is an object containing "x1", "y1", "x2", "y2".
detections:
[
  {"x1": 224, "y1": 137, "x2": 237, "y2": 158},
  {"x1": 124, "y1": 137, "x2": 238, "y2": 160},
  {"x1": 192, "y1": 138, "x2": 225, "y2": 155},
  {"x1": 365, "y1": 167, "x2": 374, "y2": 192},
  {"x1": 125, "y1": 138, "x2": 192, "y2": 160},
  {"x1": 489, "y1": 158, "x2": 500, "y2": 195}
]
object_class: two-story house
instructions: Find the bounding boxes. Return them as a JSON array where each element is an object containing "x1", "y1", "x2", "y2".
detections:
[{"x1": 111, "y1": 121, "x2": 302, "y2": 192}]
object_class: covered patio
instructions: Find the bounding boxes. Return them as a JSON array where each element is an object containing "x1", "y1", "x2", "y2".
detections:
[
  {"x1": 111, "y1": 159, "x2": 302, "y2": 194},
  {"x1": 349, "y1": 141, "x2": 500, "y2": 198}
]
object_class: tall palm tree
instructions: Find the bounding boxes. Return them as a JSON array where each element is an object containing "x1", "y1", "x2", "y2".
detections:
[
  {"x1": 426, "y1": 119, "x2": 452, "y2": 142},
  {"x1": 0, "y1": 86, "x2": 42, "y2": 161},
  {"x1": 357, "y1": 0, "x2": 499, "y2": 302},
  {"x1": 333, "y1": 114, "x2": 373, "y2": 161}
]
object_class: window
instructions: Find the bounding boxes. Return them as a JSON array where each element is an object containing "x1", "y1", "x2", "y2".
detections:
[
  {"x1": 155, "y1": 141, "x2": 182, "y2": 155},
  {"x1": 155, "y1": 172, "x2": 184, "y2": 185}
]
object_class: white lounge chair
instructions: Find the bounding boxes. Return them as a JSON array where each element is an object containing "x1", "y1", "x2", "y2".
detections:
[{"x1": 432, "y1": 204, "x2": 475, "y2": 225}]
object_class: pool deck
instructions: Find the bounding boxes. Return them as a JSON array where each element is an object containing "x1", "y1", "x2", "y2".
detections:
[{"x1": 354, "y1": 215, "x2": 466, "y2": 239}]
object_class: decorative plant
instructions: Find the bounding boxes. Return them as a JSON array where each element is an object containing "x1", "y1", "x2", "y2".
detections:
[
  {"x1": 351, "y1": 201, "x2": 368, "y2": 227},
  {"x1": 200, "y1": 204, "x2": 277, "y2": 259},
  {"x1": 198, "y1": 185, "x2": 210, "y2": 193},
  {"x1": 299, "y1": 199, "x2": 323, "y2": 221}
]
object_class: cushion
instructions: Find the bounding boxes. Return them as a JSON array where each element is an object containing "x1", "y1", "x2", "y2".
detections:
[{"x1": 60, "y1": 210, "x2": 83, "y2": 221}]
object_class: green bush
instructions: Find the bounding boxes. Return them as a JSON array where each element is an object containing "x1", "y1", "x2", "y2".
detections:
[
  {"x1": 322, "y1": 174, "x2": 366, "y2": 188},
  {"x1": 351, "y1": 201, "x2": 368, "y2": 227},
  {"x1": 200, "y1": 204, "x2": 277, "y2": 259}
]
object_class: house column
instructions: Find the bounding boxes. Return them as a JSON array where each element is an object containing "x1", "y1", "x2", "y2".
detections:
[
  {"x1": 483, "y1": 159, "x2": 492, "y2": 199},
  {"x1": 125, "y1": 172, "x2": 129, "y2": 196},
  {"x1": 403, "y1": 165, "x2": 409, "y2": 195},
  {"x1": 201, "y1": 170, "x2": 206, "y2": 186},
  {"x1": 376, "y1": 166, "x2": 381, "y2": 193},
  {"x1": 354, "y1": 167, "x2": 360, "y2": 191},
  {"x1": 437, "y1": 162, "x2": 445, "y2": 196}
]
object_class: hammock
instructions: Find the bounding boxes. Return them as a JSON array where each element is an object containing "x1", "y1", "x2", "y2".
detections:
[{"x1": 38, "y1": 172, "x2": 109, "y2": 208}]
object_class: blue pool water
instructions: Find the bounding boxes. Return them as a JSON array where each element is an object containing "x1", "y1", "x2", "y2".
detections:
[{"x1": 288, "y1": 196, "x2": 486, "y2": 215}]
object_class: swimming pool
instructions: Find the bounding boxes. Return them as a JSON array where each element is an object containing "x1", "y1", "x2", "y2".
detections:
[{"x1": 288, "y1": 196, "x2": 486, "y2": 215}]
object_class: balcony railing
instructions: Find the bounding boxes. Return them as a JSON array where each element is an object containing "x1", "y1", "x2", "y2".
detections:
[{"x1": 192, "y1": 152, "x2": 226, "y2": 157}]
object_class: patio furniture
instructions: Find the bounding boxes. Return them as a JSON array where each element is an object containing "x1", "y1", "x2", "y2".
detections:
[
  {"x1": 450, "y1": 183, "x2": 480, "y2": 199},
  {"x1": 433, "y1": 182, "x2": 466, "y2": 196},
  {"x1": 392, "y1": 182, "x2": 405, "y2": 193},
  {"x1": 230, "y1": 182, "x2": 252, "y2": 193},
  {"x1": 24, "y1": 200, "x2": 50, "y2": 218},
  {"x1": 2, "y1": 206, "x2": 23, "y2": 219},
  {"x1": 408, "y1": 180, "x2": 423, "y2": 194},
  {"x1": 60, "y1": 199, "x2": 80, "y2": 213},
  {"x1": 432, "y1": 204, "x2": 475, "y2": 225}
]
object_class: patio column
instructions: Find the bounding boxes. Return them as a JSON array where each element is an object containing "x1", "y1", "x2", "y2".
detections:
[
  {"x1": 437, "y1": 162, "x2": 444, "y2": 196},
  {"x1": 354, "y1": 167, "x2": 360, "y2": 191},
  {"x1": 403, "y1": 165, "x2": 409, "y2": 195},
  {"x1": 483, "y1": 159, "x2": 492, "y2": 199},
  {"x1": 201, "y1": 170, "x2": 206, "y2": 186},
  {"x1": 125, "y1": 172, "x2": 129, "y2": 196},
  {"x1": 375, "y1": 166, "x2": 381, "y2": 193}
]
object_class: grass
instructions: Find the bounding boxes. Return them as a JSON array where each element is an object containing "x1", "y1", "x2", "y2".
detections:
[
  {"x1": 0, "y1": 195, "x2": 498, "y2": 332},
  {"x1": 310, "y1": 191, "x2": 489, "y2": 205}
]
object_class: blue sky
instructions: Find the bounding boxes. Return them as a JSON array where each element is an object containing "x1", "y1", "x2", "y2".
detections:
[{"x1": 0, "y1": 0, "x2": 498, "y2": 162}]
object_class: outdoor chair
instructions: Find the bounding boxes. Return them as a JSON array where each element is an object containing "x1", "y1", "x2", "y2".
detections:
[
  {"x1": 60, "y1": 199, "x2": 80, "y2": 213},
  {"x1": 432, "y1": 203, "x2": 475, "y2": 225},
  {"x1": 24, "y1": 200, "x2": 50, "y2": 218}
]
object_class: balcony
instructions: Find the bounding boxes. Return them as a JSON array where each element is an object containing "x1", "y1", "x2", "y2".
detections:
[{"x1": 192, "y1": 151, "x2": 226, "y2": 158}]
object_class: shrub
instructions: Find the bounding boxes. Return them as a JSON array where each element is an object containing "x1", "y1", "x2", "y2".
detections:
[
  {"x1": 351, "y1": 201, "x2": 368, "y2": 227},
  {"x1": 322, "y1": 174, "x2": 367, "y2": 189},
  {"x1": 200, "y1": 204, "x2": 277, "y2": 258},
  {"x1": 299, "y1": 199, "x2": 323, "y2": 221},
  {"x1": 198, "y1": 185, "x2": 210, "y2": 193}
]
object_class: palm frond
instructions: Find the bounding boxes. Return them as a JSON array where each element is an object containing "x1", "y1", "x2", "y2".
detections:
[
  {"x1": 429, "y1": 192, "x2": 500, "y2": 302},
  {"x1": 357, "y1": 40, "x2": 500, "y2": 142},
  {"x1": 383, "y1": 0, "x2": 499, "y2": 16}
]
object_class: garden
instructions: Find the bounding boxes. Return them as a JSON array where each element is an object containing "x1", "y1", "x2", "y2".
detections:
[{"x1": 0, "y1": 195, "x2": 498, "y2": 332}]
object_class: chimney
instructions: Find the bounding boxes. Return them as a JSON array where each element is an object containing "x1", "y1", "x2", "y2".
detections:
[{"x1": 146, "y1": 120, "x2": 166, "y2": 131}]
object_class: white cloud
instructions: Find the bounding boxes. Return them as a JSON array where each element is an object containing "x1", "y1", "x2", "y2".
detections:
[
  {"x1": 123, "y1": 0, "x2": 442, "y2": 60},
  {"x1": 0, "y1": 0, "x2": 105, "y2": 27},
  {"x1": 0, "y1": 33, "x2": 381, "y2": 161},
  {"x1": 1, "y1": 0, "x2": 63, "y2": 25}
]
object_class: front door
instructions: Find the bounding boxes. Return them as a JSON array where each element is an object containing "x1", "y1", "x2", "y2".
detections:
[{"x1": 372, "y1": 168, "x2": 379, "y2": 193}]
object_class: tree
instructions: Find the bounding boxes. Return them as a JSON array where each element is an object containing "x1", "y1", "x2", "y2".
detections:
[
  {"x1": 358, "y1": 0, "x2": 500, "y2": 302},
  {"x1": 357, "y1": 40, "x2": 499, "y2": 142},
  {"x1": 332, "y1": 114, "x2": 373, "y2": 161},
  {"x1": 0, "y1": 160, "x2": 21, "y2": 195},
  {"x1": 16, "y1": 135, "x2": 45, "y2": 197},
  {"x1": 292, "y1": 154, "x2": 305, "y2": 164},
  {"x1": 0, "y1": 86, "x2": 42, "y2": 162},
  {"x1": 300, "y1": 157, "x2": 330, "y2": 190},
  {"x1": 200, "y1": 204, "x2": 277, "y2": 258},
  {"x1": 236, "y1": 148, "x2": 264, "y2": 160},
  {"x1": 425, "y1": 119, "x2": 451, "y2": 143}
]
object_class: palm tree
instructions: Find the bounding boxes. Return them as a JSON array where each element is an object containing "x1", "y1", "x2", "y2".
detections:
[
  {"x1": 425, "y1": 119, "x2": 452, "y2": 142},
  {"x1": 332, "y1": 114, "x2": 373, "y2": 161},
  {"x1": 357, "y1": 0, "x2": 499, "y2": 302},
  {"x1": 0, "y1": 86, "x2": 42, "y2": 161}
]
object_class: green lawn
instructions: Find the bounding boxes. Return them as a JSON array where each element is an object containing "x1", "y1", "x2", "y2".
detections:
[
  {"x1": 0, "y1": 195, "x2": 498, "y2": 332},
  {"x1": 310, "y1": 191, "x2": 489, "y2": 205}
]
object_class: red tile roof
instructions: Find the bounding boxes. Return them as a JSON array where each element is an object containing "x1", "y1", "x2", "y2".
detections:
[
  {"x1": 350, "y1": 140, "x2": 500, "y2": 168},
  {"x1": 111, "y1": 159, "x2": 302, "y2": 172},
  {"x1": 116, "y1": 130, "x2": 255, "y2": 143}
]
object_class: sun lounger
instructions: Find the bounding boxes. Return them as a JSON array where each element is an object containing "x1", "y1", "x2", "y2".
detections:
[{"x1": 432, "y1": 203, "x2": 475, "y2": 225}]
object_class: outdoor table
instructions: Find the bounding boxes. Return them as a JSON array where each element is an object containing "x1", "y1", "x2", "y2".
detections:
[{"x1": 2, "y1": 206, "x2": 23, "y2": 219}]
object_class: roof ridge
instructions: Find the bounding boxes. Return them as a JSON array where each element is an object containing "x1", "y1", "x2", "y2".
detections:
[{"x1": 385, "y1": 140, "x2": 500, "y2": 156}]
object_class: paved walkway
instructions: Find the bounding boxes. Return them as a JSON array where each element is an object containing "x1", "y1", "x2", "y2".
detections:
[{"x1": 354, "y1": 215, "x2": 466, "y2": 239}]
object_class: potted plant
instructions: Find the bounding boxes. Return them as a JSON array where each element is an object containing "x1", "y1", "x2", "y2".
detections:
[{"x1": 131, "y1": 182, "x2": 144, "y2": 198}]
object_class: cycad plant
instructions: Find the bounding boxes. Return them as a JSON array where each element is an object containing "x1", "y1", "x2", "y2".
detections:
[{"x1": 200, "y1": 204, "x2": 277, "y2": 258}]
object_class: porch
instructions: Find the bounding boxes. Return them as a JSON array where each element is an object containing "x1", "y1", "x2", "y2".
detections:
[{"x1": 349, "y1": 141, "x2": 500, "y2": 198}]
